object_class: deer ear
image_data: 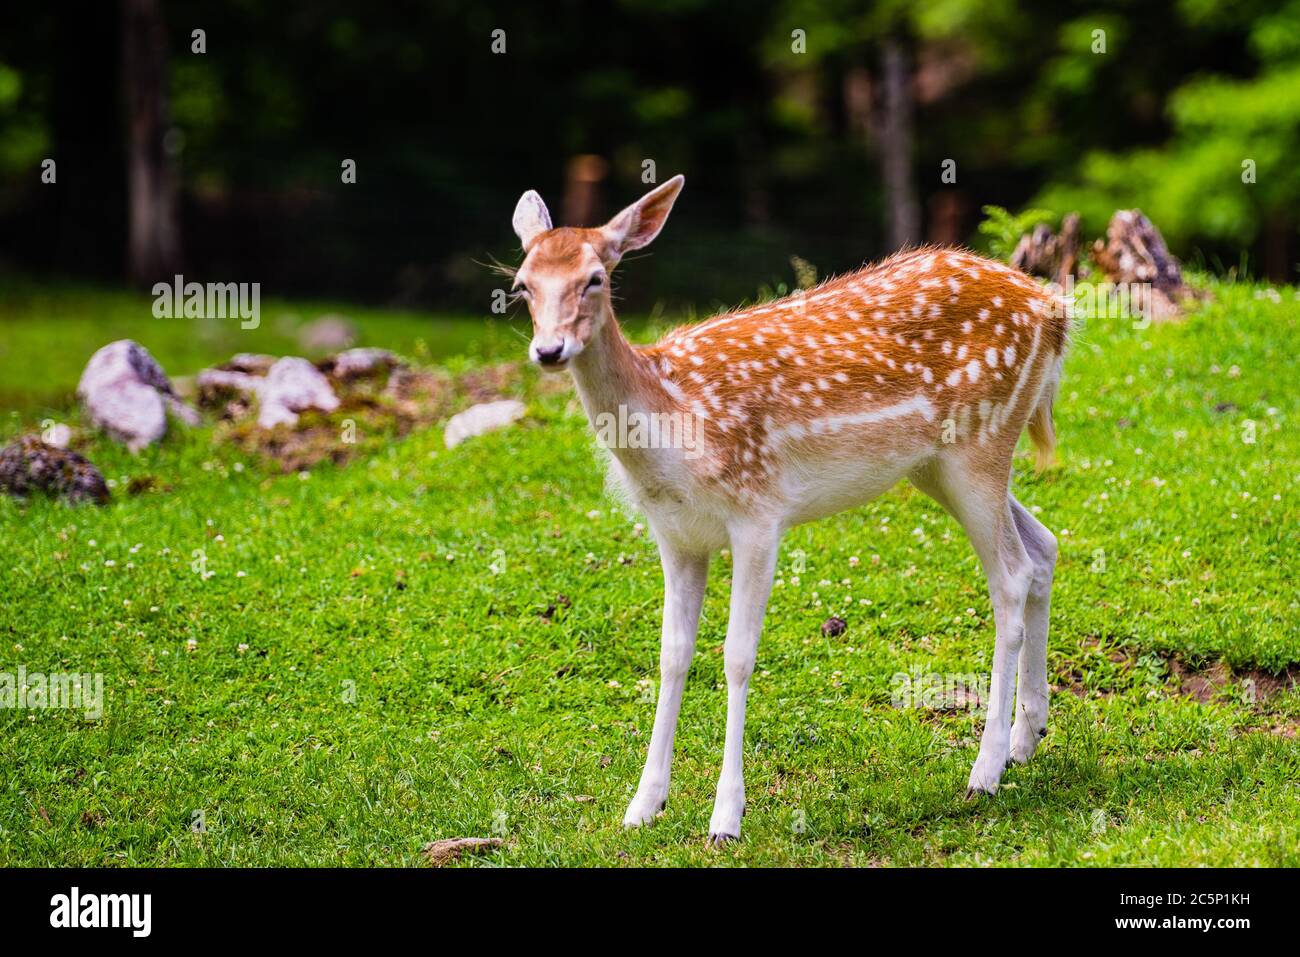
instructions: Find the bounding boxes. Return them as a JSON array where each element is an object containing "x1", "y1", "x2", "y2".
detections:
[
  {"x1": 601, "y1": 175, "x2": 685, "y2": 262},
  {"x1": 512, "y1": 190, "x2": 553, "y2": 250}
]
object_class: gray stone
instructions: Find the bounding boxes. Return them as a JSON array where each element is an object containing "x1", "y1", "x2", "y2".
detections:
[
  {"x1": 0, "y1": 435, "x2": 109, "y2": 505},
  {"x1": 76, "y1": 340, "x2": 198, "y2": 452},
  {"x1": 257, "y1": 356, "x2": 340, "y2": 429},
  {"x1": 444, "y1": 399, "x2": 526, "y2": 448},
  {"x1": 298, "y1": 315, "x2": 357, "y2": 352},
  {"x1": 327, "y1": 347, "x2": 401, "y2": 380}
]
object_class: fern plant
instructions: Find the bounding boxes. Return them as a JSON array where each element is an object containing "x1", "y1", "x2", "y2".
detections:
[{"x1": 977, "y1": 205, "x2": 1056, "y2": 261}]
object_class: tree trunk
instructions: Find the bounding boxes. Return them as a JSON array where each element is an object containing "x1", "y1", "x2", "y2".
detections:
[
  {"x1": 1012, "y1": 212, "x2": 1081, "y2": 288},
  {"x1": 1262, "y1": 216, "x2": 1290, "y2": 284},
  {"x1": 562, "y1": 154, "x2": 608, "y2": 227},
  {"x1": 52, "y1": 0, "x2": 123, "y2": 279},
  {"x1": 121, "y1": 0, "x2": 181, "y2": 285},
  {"x1": 1091, "y1": 209, "x2": 1200, "y2": 320},
  {"x1": 876, "y1": 39, "x2": 920, "y2": 250}
]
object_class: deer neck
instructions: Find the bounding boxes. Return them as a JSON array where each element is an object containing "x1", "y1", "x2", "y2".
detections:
[{"x1": 568, "y1": 308, "x2": 680, "y2": 478}]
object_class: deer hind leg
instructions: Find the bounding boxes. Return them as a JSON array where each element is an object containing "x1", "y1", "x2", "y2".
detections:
[
  {"x1": 1008, "y1": 496, "x2": 1057, "y2": 763},
  {"x1": 910, "y1": 455, "x2": 1032, "y2": 796},
  {"x1": 624, "y1": 545, "x2": 709, "y2": 829},
  {"x1": 707, "y1": 521, "x2": 780, "y2": 845}
]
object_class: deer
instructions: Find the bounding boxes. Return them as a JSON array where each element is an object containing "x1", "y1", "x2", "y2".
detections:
[{"x1": 509, "y1": 175, "x2": 1068, "y2": 844}]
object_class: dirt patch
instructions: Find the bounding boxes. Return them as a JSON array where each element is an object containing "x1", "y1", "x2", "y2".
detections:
[
  {"x1": 1168, "y1": 657, "x2": 1297, "y2": 705},
  {"x1": 210, "y1": 360, "x2": 538, "y2": 473},
  {"x1": 458, "y1": 363, "x2": 524, "y2": 403},
  {"x1": 1169, "y1": 659, "x2": 1232, "y2": 704},
  {"x1": 422, "y1": 837, "x2": 503, "y2": 866},
  {"x1": 1257, "y1": 720, "x2": 1298, "y2": 738},
  {"x1": 1236, "y1": 666, "x2": 1298, "y2": 703},
  {"x1": 217, "y1": 366, "x2": 453, "y2": 472}
]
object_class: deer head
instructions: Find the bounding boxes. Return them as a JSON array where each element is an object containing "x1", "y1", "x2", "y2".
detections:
[{"x1": 510, "y1": 175, "x2": 684, "y2": 369}]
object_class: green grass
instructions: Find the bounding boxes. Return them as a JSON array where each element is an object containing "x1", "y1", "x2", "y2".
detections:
[{"x1": 1, "y1": 278, "x2": 1298, "y2": 866}]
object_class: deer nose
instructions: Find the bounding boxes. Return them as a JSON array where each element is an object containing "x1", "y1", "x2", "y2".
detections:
[{"x1": 534, "y1": 342, "x2": 565, "y2": 365}]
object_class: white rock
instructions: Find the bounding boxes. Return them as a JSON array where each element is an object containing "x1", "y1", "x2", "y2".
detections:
[
  {"x1": 444, "y1": 399, "x2": 526, "y2": 448},
  {"x1": 226, "y1": 353, "x2": 278, "y2": 374},
  {"x1": 196, "y1": 368, "x2": 262, "y2": 399},
  {"x1": 77, "y1": 340, "x2": 198, "y2": 452},
  {"x1": 298, "y1": 315, "x2": 356, "y2": 352},
  {"x1": 329, "y1": 347, "x2": 400, "y2": 380},
  {"x1": 257, "y1": 357, "x2": 340, "y2": 429},
  {"x1": 42, "y1": 422, "x2": 73, "y2": 449}
]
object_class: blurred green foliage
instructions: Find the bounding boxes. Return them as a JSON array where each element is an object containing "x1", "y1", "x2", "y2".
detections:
[
  {"x1": 0, "y1": 1, "x2": 1296, "y2": 301},
  {"x1": 976, "y1": 205, "x2": 1055, "y2": 260},
  {"x1": 1035, "y1": 0, "x2": 1300, "y2": 269}
]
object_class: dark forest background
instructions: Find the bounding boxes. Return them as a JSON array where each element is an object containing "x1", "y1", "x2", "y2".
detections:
[{"x1": 1, "y1": 0, "x2": 1297, "y2": 314}]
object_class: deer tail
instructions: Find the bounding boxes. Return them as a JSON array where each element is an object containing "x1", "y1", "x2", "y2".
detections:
[{"x1": 1026, "y1": 355, "x2": 1063, "y2": 472}]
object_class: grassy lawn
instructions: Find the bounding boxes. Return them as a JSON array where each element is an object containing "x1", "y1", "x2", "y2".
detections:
[{"x1": 1, "y1": 278, "x2": 1298, "y2": 866}]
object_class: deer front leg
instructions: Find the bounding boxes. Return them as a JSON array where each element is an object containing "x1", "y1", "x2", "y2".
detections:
[
  {"x1": 623, "y1": 545, "x2": 709, "y2": 828},
  {"x1": 708, "y1": 523, "x2": 780, "y2": 845}
]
